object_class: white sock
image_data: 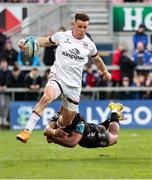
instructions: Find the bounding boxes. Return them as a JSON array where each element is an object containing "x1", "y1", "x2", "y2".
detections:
[{"x1": 25, "y1": 112, "x2": 41, "y2": 133}]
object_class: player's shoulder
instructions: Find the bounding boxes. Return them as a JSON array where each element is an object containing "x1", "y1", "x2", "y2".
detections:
[
  {"x1": 64, "y1": 30, "x2": 71, "y2": 34},
  {"x1": 84, "y1": 34, "x2": 95, "y2": 46},
  {"x1": 57, "y1": 30, "x2": 70, "y2": 35},
  {"x1": 54, "y1": 30, "x2": 71, "y2": 38},
  {"x1": 62, "y1": 30, "x2": 73, "y2": 38}
]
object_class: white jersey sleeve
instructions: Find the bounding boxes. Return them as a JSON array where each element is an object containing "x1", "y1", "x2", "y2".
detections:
[
  {"x1": 51, "y1": 32, "x2": 63, "y2": 44},
  {"x1": 89, "y1": 41, "x2": 98, "y2": 57}
]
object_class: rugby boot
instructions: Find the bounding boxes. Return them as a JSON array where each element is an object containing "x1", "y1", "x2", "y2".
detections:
[
  {"x1": 109, "y1": 102, "x2": 124, "y2": 121},
  {"x1": 116, "y1": 103, "x2": 124, "y2": 121},
  {"x1": 16, "y1": 130, "x2": 31, "y2": 143}
]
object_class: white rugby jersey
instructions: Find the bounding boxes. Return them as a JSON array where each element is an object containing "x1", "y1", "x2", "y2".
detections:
[{"x1": 50, "y1": 30, "x2": 98, "y2": 87}]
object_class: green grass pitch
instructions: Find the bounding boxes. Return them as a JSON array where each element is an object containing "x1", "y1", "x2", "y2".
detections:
[{"x1": 0, "y1": 129, "x2": 152, "y2": 179}]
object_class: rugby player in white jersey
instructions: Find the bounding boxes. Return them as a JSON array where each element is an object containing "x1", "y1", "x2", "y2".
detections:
[{"x1": 16, "y1": 12, "x2": 111, "y2": 143}]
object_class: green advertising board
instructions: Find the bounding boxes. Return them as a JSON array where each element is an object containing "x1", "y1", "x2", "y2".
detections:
[{"x1": 113, "y1": 6, "x2": 152, "y2": 32}]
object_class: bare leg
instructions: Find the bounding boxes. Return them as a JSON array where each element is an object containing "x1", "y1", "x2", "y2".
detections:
[
  {"x1": 107, "y1": 102, "x2": 123, "y2": 146},
  {"x1": 33, "y1": 86, "x2": 56, "y2": 116},
  {"x1": 25, "y1": 84, "x2": 61, "y2": 132},
  {"x1": 58, "y1": 106, "x2": 76, "y2": 127},
  {"x1": 16, "y1": 83, "x2": 62, "y2": 143},
  {"x1": 108, "y1": 122, "x2": 119, "y2": 146},
  {"x1": 109, "y1": 122, "x2": 119, "y2": 135}
]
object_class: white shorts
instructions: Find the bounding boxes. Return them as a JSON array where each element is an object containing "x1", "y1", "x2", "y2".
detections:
[{"x1": 46, "y1": 72, "x2": 81, "y2": 112}]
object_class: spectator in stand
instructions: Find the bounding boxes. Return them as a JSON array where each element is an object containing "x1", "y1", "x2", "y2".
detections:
[
  {"x1": 95, "y1": 70, "x2": 108, "y2": 99},
  {"x1": 0, "y1": 58, "x2": 11, "y2": 89},
  {"x1": 7, "y1": 64, "x2": 25, "y2": 88},
  {"x1": 131, "y1": 74, "x2": 146, "y2": 99},
  {"x1": 132, "y1": 42, "x2": 151, "y2": 65},
  {"x1": 111, "y1": 46, "x2": 125, "y2": 87},
  {"x1": 95, "y1": 70, "x2": 107, "y2": 87},
  {"x1": 42, "y1": 34, "x2": 56, "y2": 66},
  {"x1": 41, "y1": 68, "x2": 50, "y2": 87},
  {"x1": 132, "y1": 41, "x2": 151, "y2": 79},
  {"x1": 145, "y1": 72, "x2": 152, "y2": 98},
  {"x1": 146, "y1": 72, "x2": 152, "y2": 87},
  {"x1": 82, "y1": 63, "x2": 96, "y2": 88},
  {"x1": 0, "y1": 58, "x2": 11, "y2": 127},
  {"x1": 82, "y1": 63, "x2": 96, "y2": 100},
  {"x1": 0, "y1": 29, "x2": 7, "y2": 52},
  {"x1": 133, "y1": 24, "x2": 148, "y2": 49},
  {"x1": 0, "y1": 38, "x2": 18, "y2": 65},
  {"x1": 17, "y1": 49, "x2": 40, "y2": 67},
  {"x1": 120, "y1": 77, "x2": 133, "y2": 99},
  {"x1": 119, "y1": 50, "x2": 136, "y2": 85},
  {"x1": 24, "y1": 68, "x2": 42, "y2": 100},
  {"x1": 7, "y1": 64, "x2": 25, "y2": 100}
]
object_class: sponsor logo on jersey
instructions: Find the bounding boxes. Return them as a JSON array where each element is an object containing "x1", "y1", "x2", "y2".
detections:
[
  {"x1": 64, "y1": 38, "x2": 71, "y2": 44},
  {"x1": 83, "y1": 42, "x2": 88, "y2": 48},
  {"x1": 87, "y1": 132, "x2": 96, "y2": 138},
  {"x1": 76, "y1": 123, "x2": 85, "y2": 133},
  {"x1": 62, "y1": 48, "x2": 84, "y2": 60}
]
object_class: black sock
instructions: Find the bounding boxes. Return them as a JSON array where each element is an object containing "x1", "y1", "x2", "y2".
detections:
[
  {"x1": 110, "y1": 113, "x2": 119, "y2": 124},
  {"x1": 99, "y1": 118, "x2": 111, "y2": 130}
]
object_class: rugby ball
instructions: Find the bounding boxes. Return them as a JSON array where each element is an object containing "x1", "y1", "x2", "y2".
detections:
[{"x1": 24, "y1": 36, "x2": 39, "y2": 58}]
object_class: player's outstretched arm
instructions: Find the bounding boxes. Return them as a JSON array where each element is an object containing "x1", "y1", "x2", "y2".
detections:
[
  {"x1": 44, "y1": 124, "x2": 82, "y2": 148},
  {"x1": 18, "y1": 36, "x2": 55, "y2": 52},
  {"x1": 46, "y1": 132, "x2": 82, "y2": 148},
  {"x1": 92, "y1": 54, "x2": 111, "y2": 81},
  {"x1": 37, "y1": 36, "x2": 55, "y2": 47}
]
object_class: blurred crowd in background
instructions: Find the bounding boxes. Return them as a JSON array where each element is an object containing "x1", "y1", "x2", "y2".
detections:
[
  {"x1": 0, "y1": 0, "x2": 66, "y2": 3},
  {"x1": 0, "y1": 24, "x2": 152, "y2": 103},
  {"x1": 112, "y1": 0, "x2": 152, "y2": 3}
]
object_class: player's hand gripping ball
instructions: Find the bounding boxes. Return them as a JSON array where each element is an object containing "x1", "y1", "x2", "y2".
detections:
[{"x1": 19, "y1": 36, "x2": 39, "y2": 58}]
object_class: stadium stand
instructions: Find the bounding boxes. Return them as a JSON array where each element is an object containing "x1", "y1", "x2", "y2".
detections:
[
  {"x1": 0, "y1": 0, "x2": 151, "y2": 128},
  {"x1": 69, "y1": 0, "x2": 112, "y2": 43}
]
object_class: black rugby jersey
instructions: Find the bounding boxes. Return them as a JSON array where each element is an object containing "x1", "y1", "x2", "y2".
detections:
[{"x1": 63, "y1": 113, "x2": 109, "y2": 148}]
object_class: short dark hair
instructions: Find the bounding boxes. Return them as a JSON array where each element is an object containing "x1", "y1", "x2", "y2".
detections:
[
  {"x1": 139, "y1": 24, "x2": 145, "y2": 29},
  {"x1": 75, "y1": 12, "x2": 90, "y2": 22},
  {"x1": 13, "y1": 64, "x2": 20, "y2": 71}
]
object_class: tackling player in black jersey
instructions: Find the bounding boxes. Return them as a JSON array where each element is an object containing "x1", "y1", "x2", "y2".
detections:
[{"x1": 44, "y1": 102, "x2": 123, "y2": 148}]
